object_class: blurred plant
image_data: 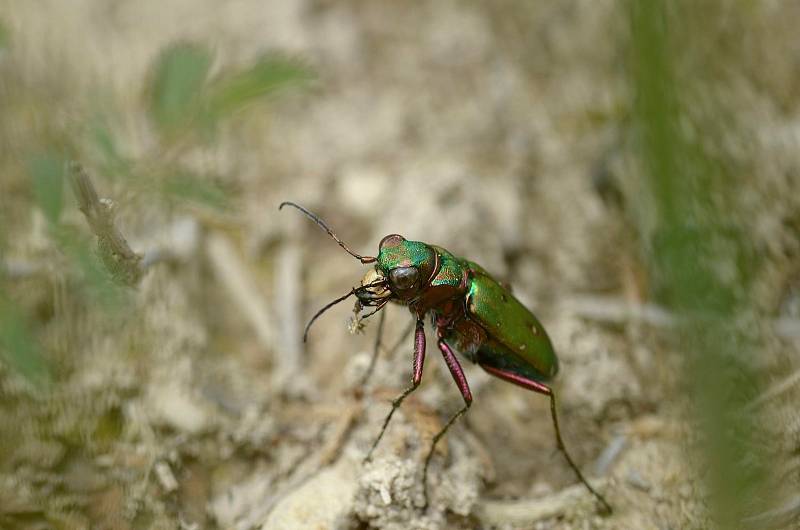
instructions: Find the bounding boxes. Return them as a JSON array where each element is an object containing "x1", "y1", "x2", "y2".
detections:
[
  {"x1": 0, "y1": 38, "x2": 315, "y2": 386},
  {"x1": 627, "y1": 1, "x2": 772, "y2": 527},
  {"x1": 0, "y1": 291, "x2": 49, "y2": 387},
  {"x1": 87, "y1": 43, "x2": 315, "y2": 213},
  {"x1": 29, "y1": 153, "x2": 65, "y2": 225},
  {"x1": 148, "y1": 43, "x2": 313, "y2": 139},
  {"x1": 0, "y1": 26, "x2": 316, "y2": 527},
  {"x1": 148, "y1": 42, "x2": 213, "y2": 136},
  {"x1": 0, "y1": 154, "x2": 64, "y2": 389},
  {"x1": 0, "y1": 19, "x2": 8, "y2": 51}
]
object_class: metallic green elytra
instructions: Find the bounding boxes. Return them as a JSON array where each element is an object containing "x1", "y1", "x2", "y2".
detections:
[
  {"x1": 279, "y1": 201, "x2": 612, "y2": 514},
  {"x1": 464, "y1": 263, "x2": 559, "y2": 379}
]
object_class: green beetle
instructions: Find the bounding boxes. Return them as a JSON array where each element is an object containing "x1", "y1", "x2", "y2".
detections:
[{"x1": 280, "y1": 201, "x2": 611, "y2": 514}]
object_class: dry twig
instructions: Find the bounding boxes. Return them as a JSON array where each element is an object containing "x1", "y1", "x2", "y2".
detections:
[
  {"x1": 594, "y1": 433, "x2": 628, "y2": 476},
  {"x1": 561, "y1": 294, "x2": 800, "y2": 340},
  {"x1": 743, "y1": 369, "x2": 800, "y2": 413},
  {"x1": 1, "y1": 259, "x2": 46, "y2": 279},
  {"x1": 205, "y1": 232, "x2": 277, "y2": 350},
  {"x1": 475, "y1": 481, "x2": 610, "y2": 526},
  {"x1": 741, "y1": 496, "x2": 800, "y2": 529},
  {"x1": 274, "y1": 238, "x2": 303, "y2": 386},
  {"x1": 68, "y1": 162, "x2": 144, "y2": 286}
]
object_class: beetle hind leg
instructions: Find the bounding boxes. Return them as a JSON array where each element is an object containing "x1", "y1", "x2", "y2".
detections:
[{"x1": 478, "y1": 361, "x2": 613, "y2": 514}]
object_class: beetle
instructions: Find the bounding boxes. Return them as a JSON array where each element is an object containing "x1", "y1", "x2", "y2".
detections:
[{"x1": 279, "y1": 201, "x2": 612, "y2": 514}]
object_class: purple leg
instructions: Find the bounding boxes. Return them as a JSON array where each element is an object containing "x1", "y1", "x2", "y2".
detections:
[
  {"x1": 480, "y1": 363, "x2": 551, "y2": 395},
  {"x1": 364, "y1": 319, "x2": 427, "y2": 462},
  {"x1": 437, "y1": 339, "x2": 473, "y2": 406},
  {"x1": 421, "y1": 339, "x2": 473, "y2": 506},
  {"x1": 480, "y1": 363, "x2": 613, "y2": 514},
  {"x1": 412, "y1": 319, "x2": 426, "y2": 384}
]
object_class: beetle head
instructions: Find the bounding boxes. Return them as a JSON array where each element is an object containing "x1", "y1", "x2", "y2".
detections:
[
  {"x1": 279, "y1": 202, "x2": 435, "y2": 339},
  {"x1": 375, "y1": 234, "x2": 437, "y2": 300}
]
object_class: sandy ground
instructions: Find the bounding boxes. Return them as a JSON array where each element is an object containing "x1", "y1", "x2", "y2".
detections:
[{"x1": 1, "y1": 1, "x2": 799, "y2": 529}]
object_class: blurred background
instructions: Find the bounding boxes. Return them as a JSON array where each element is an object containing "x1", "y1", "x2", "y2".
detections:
[{"x1": 1, "y1": 1, "x2": 799, "y2": 529}]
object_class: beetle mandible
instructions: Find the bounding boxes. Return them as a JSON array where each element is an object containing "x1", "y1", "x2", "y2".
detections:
[{"x1": 279, "y1": 201, "x2": 612, "y2": 514}]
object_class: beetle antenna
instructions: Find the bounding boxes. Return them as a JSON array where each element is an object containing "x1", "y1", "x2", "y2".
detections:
[
  {"x1": 279, "y1": 201, "x2": 377, "y2": 264},
  {"x1": 303, "y1": 279, "x2": 389, "y2": 341},
  {"x1": 360, "y1": 298, "x2": 391, "y2": 319},
  {"x1": 303, "y1": 289, "x2": 357, "y2": 342}
]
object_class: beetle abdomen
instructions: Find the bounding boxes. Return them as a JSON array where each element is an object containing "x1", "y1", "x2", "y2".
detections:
[{"x1": 463, "y1": 261, "x2": 559, "y2": 380}]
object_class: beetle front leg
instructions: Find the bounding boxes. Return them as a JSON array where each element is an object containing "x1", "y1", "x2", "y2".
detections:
[
  {"x1": 421, "y1": 339, "x2": 473, "y2": 507},
  {"x1": 364, "y1": 318, "x2": 426, "y2": 462},
  {"x1": 358, "y1": 308, "x2": 386, "y2": 388},
  {"x1": 479, "y1": 363, "x2": 613, "y2": 514},
  {"x1": 359, "y1": 316, "x2": 417, "y2": 390}
]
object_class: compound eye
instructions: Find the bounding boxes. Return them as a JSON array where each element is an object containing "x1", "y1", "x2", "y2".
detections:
[
  {"x1": 389, "y1": 266, "x2": 419, "y2": 290},
  {"x1": 379, "y1": 234, "x2": 405, "y2": 251}
]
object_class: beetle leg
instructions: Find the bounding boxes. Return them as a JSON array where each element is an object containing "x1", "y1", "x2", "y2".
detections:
[
  {"x1": 436, "y1": 339, "x2": 473, "y2": 405},
  {"x1": 364, "y1": 318, "x2": 426, "y2": 463},
  {"x1": 359, "y1": 312, "x2": 416, "y2": 388},
  {"x1": 421, "y1": 339, "x2": 473, "y2": 507},
  {"x1": 358, "y1": 308, "x2": 386, "y2": 388},
  {"x1": 479, "y1": 363, "x2": 613, "y2": 514}
]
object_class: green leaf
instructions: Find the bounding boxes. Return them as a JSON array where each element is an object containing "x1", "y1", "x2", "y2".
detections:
[
  {"x1": 149, "y1": 42, "x2": 212, "y2": 132},
  {"x1": 0, "y1": 293, "x2": 49, "y2": 387},
  {"x1": 28, "y1": 153, "x2": 65, "y2": 224},
  {"x1": 90, "y1": 118, "x2": 132, "y2": 179},
  {"x1": 92, "y1": 121, "x2": 121, "y2": 166},
  {"x1": 0, "y1": 19, "x2": 9, "y2": 50},
  {"x1": 162, "y1": 172, "x2": 230, "y2": 210},
  {"x1": 53, "y1": 228, "x2": 129, "y2": 308},
  {"x1": 205, "y1": 54, "x2": 314, "y2": 122}
]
